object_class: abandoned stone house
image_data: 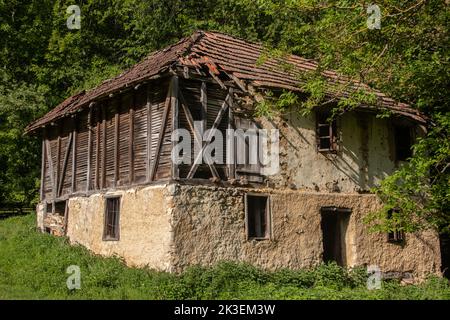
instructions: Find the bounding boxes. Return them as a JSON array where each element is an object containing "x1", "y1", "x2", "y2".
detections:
[{"x1": 25, "y1": 31, "x2": 442, "y2": 277}]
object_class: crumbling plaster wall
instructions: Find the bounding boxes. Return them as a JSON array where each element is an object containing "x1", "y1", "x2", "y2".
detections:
[
  {"x1": 65, "y1": 185, "x2": 174, "y2": 271},
  {"x1": 260, "y1": 110, "x2": 400, "y2": 193},
  {"x1": 170, "y1": 184, "x2": 441, "y2": 277}
]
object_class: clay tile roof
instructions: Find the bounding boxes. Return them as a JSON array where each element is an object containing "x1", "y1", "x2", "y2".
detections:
[{"x1": 25, "y1": 30, "x2": 426, "y2": 133}]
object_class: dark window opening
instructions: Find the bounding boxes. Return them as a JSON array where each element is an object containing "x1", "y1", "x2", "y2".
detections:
[
  {"x1": 387, "y1": 209, "x2": 405, "y2": 243},
  {"x1": 103, "y1": 197, "x2": 120, "y2": 241},
  {"x1": 320, "y1": 207, "x2": 351, "y2": 266},
  {"x1": 46, "y1": 203, "x2": 52, "y2": 214},
  {"x1": 439, "y1": 234, "x2": 450, "y2": 279},
  {"x1": 246, "y1": 194, "x2": 270, "y2": 240},
  {"x1": 394, "y1": 126, "x2": 413, "y2": 161},
  {"x1": 316, "y1": 113, "x2": 337, "y2": 152},
  {"x1": 54, "y1": 201, "x2": 66, "y2": 217}
]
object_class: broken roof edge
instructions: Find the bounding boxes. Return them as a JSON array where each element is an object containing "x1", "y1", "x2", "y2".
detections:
[{"x1": 25, "y1": 30, "x2": 427, "y2": 134}]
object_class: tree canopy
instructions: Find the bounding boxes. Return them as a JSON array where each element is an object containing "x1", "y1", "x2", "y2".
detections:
[{"x1": 0, "y1": 0, "x2": 448, "y2": 233}]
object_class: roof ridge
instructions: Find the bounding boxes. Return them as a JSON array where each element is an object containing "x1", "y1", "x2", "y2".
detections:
[{"x1": 25, "y1": 30, "x2": 426, "y2": 134}]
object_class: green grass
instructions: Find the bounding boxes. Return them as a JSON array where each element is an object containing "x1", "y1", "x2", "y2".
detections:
[{"x1": 0, "y1": 213, "x2": 449, "y2": 300}]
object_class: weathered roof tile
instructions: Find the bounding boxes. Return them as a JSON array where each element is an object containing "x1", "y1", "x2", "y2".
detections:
[{"x1": 25, "y1": 30, "x2": 425, "y2": 133}]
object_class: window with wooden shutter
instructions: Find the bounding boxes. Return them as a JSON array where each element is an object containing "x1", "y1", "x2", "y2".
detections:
[
  {"x1": 235, "y1": 117, "x2": 261, "y2": 176},
  {"x1": 316, "y1": 112, "x2": 337, "y2": 152},
  {"x1": 103, "y1": 197, "x2": 120, "y2": 241}
]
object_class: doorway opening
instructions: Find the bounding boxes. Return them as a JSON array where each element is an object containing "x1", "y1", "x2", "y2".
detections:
[
  {"x1": 440, "y1": 234, "x2": 450, "y2": 278},
  {"x1": 321, "y1": 207, "x2": 351, "y2": 266}
]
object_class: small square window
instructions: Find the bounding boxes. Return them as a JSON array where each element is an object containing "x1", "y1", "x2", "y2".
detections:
[
  {"x1": 54, "y1": 201, "x2": 66, "y2": 217},
  {"x1": 387, "y1": 209, "x2": 405, "y2": 243},
  {"x1": 103, "y1": 197, "x2": 120, "y2": 241},
  {"x1": 245, "y1": 194, "x2": 270, "y2": 240},
  {"x1": 316, "y1": 112, "x2": 337, "y2": 152}
]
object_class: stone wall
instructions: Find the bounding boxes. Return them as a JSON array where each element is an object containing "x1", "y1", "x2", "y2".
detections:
[
  {"x1": 35, "y1": 183, "x2": 441, "y2": 277},
  {"x1": 169, "y1": 184, "x2": 441, "y2": 277}
]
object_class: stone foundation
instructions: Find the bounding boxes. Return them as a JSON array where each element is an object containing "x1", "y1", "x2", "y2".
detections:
[{"x1": 36, "y1": 183, "x2": 441, "y2": 278}]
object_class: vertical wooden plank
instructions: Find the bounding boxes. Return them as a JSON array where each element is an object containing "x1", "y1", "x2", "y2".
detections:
[
  {"x1": 95, "y1": 107, "x2": 101, "y2": 190},
  {"x1": 71, "y1": 116, "x2": 77, "y2": 193},
  {"x1": 146, "y1": 85, "x2": 152, "y2": 183},
  {"x1": 45, "y1": 139, "x2": 55, "y2": 201},
  {"x1": 40, "y1": 128, "x2": 47, "y2": 201},
  {"x1": 129, "y1": 95, "x2": 135, "y2": 184},
  {"x1": 56, "y1": 127, "x2": 61, "y2": 198},
  {"x1": 227, "y1": 88, "x2": 235, "y2": 180},
  {"x1": 101, "y1": 106, "x2": 107, "y2": 189},
  {"x1": 150, "y1": 78, "x2": 173, "y2": 181},
  {"x1": 57, "y1": 132, "x2": 73, "y2": 197},
  {"x1": 86, "y1": 108, "x2": 92, "y2": 192},
  {"x1": 114, "y1": 99, "x2": 120, "y2": 187},
  {"x1": 171, "y1": 76, "x2": 179, "y2": 179},
  {"x1": 200, "y1": 81, "x2": 207, "y2": 131}
]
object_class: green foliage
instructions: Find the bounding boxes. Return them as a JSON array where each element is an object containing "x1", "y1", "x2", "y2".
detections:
[
  {"x1": 0, "y1": 76, "x2": 48, "y2": 207},
  {"x1": 366, "y1": 113, "x2": 450, "y2": 234},
  {"x1": 1, "y1": 214, "x2": 450, "y2": 300}
]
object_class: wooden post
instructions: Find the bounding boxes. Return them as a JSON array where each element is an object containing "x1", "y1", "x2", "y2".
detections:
[
  {"x1": 114, "y1": 99, "x2": 120, "y2": 187},
  {"x1": 146, "y1": 86, "x2": 152, "y2": 183},
  {"x1": 71, "y1": 116, "x2": 77, "y2": 193},
  {"x1": 171, "y1": 76, "x2": 179, "y2": 179},
  {"x1": 56, "y1": 127, "x2": 61, "y2": 199},
  {"x1": 95, "y1": 107, "x2": 101, "y2": 190},
  {"x1": 150, "y1": 78, "x2": 173, "y2": 181},
  {"x1": 201, "y1": 81, "x2": 207, "y2": 132},
  {"x1": 86, "y1": 108, "x2": 93, "y2": 192},
  {"x1": 227, "y1": 88, "x2": 235, "y2": 180},
  {"x1": 57, "y1": 132, "x2": 73, "y2": 197},
  {"x1": 40, "y1": 128, "x2": 47, "y2": 201},
  {"x1": 45, "y1": 139, "x2": 55, "y2": 201},
  {"x1": 129, "y1": 95, "x2": 135, "y2": 184},
  {"x1": 101, "y1": 106, "x2": 106, "y2": 189}
]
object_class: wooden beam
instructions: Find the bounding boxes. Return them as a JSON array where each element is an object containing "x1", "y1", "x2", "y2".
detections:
[
  {"x1": 71, "y1": 117, "x2": 78, "y2": 193},
  {"x1": 208, "y1": 69, "x2": 226, "y2": 89},
  {"x1": 101, "y1": 106, "x2": 106, "y2": 189},
  {"x1": 45, "y1": 139, "x2": 55, "y2": 200},
  {"x1": 146, "y1": 86, "x2": 152, "y2": 183},
  {"x1": 149, "y1": 78, "x2": 173, "y2": 181},
  {"x1": 227, "y1": 88, "x2": 235, "y2": 180},
  {"x1": 95, "y1": 107, "x2": 101, "y2": 190},
  {"x1": 200, "y1": 81, "x2": 207, "y2": 130},
  {"x1": 56, "y1": 128, "x2": 61, "y2": 198},
  {"x1": 229, "y1": 73, "x2": 248, "y2": 93},
  {"x1": 40, "y1": 128, "x2": 47, "y2": 201},
  {"x1": 187, "y1": 90, "x2": 232, "y2": 179},
  {"x1": 57, "y1": 132, "x2": 73, "y2": 197},
  {"x1": 171, "y1": 76, "x2": 179, "y2": 179},
  {"x1": 114, "y1": 99, "x2": 120, "y2": 186},
  {"x1": 129, "y1": 95, "x2": 135, "y2": 184},
  {"x1": 86, "y1": 108, "x2": 93, "y2": 192},
  {"x1": 179, "y1": 90, "x2": 219, "y2": 179}
]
